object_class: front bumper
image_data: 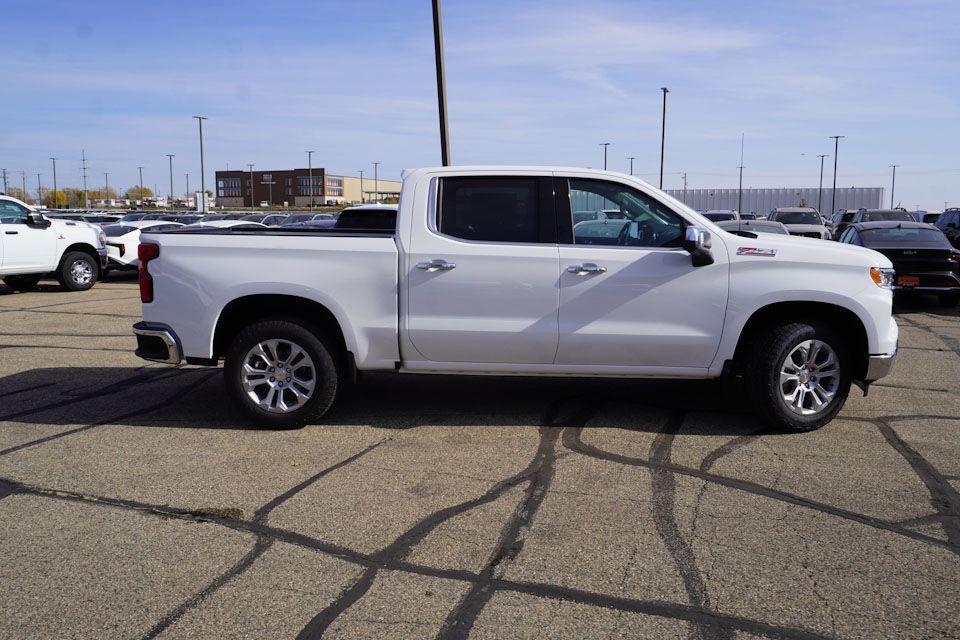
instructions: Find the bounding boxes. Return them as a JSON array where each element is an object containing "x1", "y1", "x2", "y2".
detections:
[
  {"x1": 132, "y1": 322, "x2": 182, "y2": 364},
  {"x1": 864, "y1": 347, "x2": 897, "y2": 382}
]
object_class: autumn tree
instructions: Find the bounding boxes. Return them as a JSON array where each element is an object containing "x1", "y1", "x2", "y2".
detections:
[
  {"x1": 43, "y1": 190, "x2": 67, "y2": 208},
  {"x1": 123, "y1": 186, "x2": 153, "y2": 200}
]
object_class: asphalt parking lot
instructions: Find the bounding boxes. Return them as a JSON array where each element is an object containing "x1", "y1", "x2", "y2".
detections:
[{"x1": 0, "y1": 277, "x2": 958, "y2": 640}]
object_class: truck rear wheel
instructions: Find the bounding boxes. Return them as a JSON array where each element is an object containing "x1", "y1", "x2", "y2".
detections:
[
  {"x1": 743, "y1": 321, "x2": 851, "y2": 432},
  {"x1": 223, "y1": 319, "x2": 339, "y2": 429},
  {"x1": 2, "y1": 274, "x2": 42, "y2": 292},
  {"x1": 57, "y1": 251, "x2": 99, "y2": 291}
]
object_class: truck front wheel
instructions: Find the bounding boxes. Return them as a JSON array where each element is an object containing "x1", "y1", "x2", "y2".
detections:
[
  {"x1": 57, "y1": 251, "x2": 99, "y2": 291},
  {"x1": 223, "y1": 319, "x2": 339, "y2": 429},
  {"x1": 743, "y1": 321, "x2": 852, "y2": 432}
]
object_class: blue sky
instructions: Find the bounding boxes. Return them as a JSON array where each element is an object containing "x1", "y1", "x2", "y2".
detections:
[{"x1": 1, "y1": 0, "x2": 958, "y2": 209}]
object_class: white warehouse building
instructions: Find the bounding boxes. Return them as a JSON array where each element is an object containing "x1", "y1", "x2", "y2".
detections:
[{"x1": 665, "y1": 187, "x2": 884, "y2": 215}]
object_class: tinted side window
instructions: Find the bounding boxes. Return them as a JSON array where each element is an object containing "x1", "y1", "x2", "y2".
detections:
[
  {"x1": 568, "y1": 179, "x2": 683, "y2": 248},
  {"x1": 838, "y1": 228, "x2": 852, "y2": 243},
  {"x1": 0, "y1": 200, "x2": 30, "y2": 224},
  {"x1": 438, "y1": 177, "x2": 540, "y2": 243}
]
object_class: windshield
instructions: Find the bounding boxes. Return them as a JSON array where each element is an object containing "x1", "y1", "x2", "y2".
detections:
[
  {"x1": 861, "y1": 227, "x2": 947, "y2": 243},
  {"x1": 772, "y1": 211, "x2": 821, "y2": 225},
  {"x1": 862, "y1": 210, "x2": 914, "y2": 223}
]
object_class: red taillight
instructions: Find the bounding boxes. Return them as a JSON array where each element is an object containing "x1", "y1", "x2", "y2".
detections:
[{"x1": 138, "y1": 243, "x2": 160, "y2": 303}]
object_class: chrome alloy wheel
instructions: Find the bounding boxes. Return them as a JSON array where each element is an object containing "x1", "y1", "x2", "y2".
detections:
[
  {"x1": 241, "y1": 339, "x2": 316, "y2": 413},
  {"x1": 70, "y1": 259, "x2": 94, "y2": 286},
  {"x1": 779, "y1": 339, "x2": 840, "y2": 416}
]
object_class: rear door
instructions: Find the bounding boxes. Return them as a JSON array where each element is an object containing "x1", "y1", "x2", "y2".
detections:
[
  {"x1": 554, "y1": 175, "x2": 729, "y2": 370},
  {"x1": 0, "y1": 200, "x2": 57, "y2": 272},
  {"x1": 404, "y1": 174, "x2": 560, "y2": 364}
]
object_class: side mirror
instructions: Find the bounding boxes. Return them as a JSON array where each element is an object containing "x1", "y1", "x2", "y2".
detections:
[
  {"x1": 683, "y1": 226, "x2": 714, "y2": 267},
  {"x1": 26, "y1": 212, "x2": 50, "y2": 228}
]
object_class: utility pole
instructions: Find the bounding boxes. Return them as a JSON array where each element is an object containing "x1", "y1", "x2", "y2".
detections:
[
  {"x1": 20, "y1": 170, "x2": 27, "y2": 203},
  {"x1": 431, "y1": 0, "x2": 451, "y2": 165},
  {"x1": 682, "y1": 172, "x2": 688, "y2": 204},
  {"x1": 889, "y1": 165, "x2": 899, "y2": 208},
  {"x1": 104, "y1": 172, "x2": 109, "y2": 201},
  {"x1": 829, "y1": 135, "x2": 844, "y2": 216},
  {"x1": 359, "y1": 170, "x2": 364, "y2": 203},
  {"x1": 816, "y1": 154, "x2": 828, "y2": 214},
  {"x1": 306, "y1": 151, "x2": 314, "y2": 209},
  {"x1": 1, "y1": 169, "x2": 7, "y2": 193},
  {"x1": 373, "y1": 161, "x2": 380, "y2": 202},
  {"x1": 50, "y1": 157, "x2": 58, "y2": 209},
  {"x1": 36, "y1": 173, "x2": 42, "y2": 206},
  {"x1": 736, "y1": 133, "x2": 745, "y2": 215},
  {"x1": 185, "y1": 173, "x2": 190, "y2": 199},
  {"x1": 193, "y1": 115, "x2": 208, "y2": 212},
  {"x1": 659, "y1": 87, "x2": 669, "y2": 189},
  {"x1": 247, "y1": 164, "x2": 255, "y2": 207},
  {"x1": 166, "y1": 154, "x2": 175, "y2": 207},
  {"x1": 138, "y1": 166, "x2": 145, "y2": 205},
  {"x1": 599, "y1": 143, "x2": 610, "y2": 170},
  {"x1": 626, "y1": 156, "x2": 636, "y2": 176},
  {"x1": 81, "y1": 149, "x2": 89, "y2": 208}
]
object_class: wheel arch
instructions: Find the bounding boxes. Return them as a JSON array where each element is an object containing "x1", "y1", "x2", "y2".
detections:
[
  {"x1": 58, "y1": 243, "x2": 100, "y2": 271},
  {"x1": 732, "y1": 301, "x2": 869, "y2": 379},
  {"x1": 212, "y1": 294, "x2": 351, "y2": 373}
]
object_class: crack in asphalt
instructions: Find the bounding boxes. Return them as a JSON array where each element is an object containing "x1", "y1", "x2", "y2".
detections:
[
  {"x1": 139, "y1": 439, "x2": 389, "y2": 640},
  {"x1": 0, "y1": 472, "x2": 841, "y2": 640},
  {"x1": 560, "y1": 427, "x2": 959, "y2": 555}
]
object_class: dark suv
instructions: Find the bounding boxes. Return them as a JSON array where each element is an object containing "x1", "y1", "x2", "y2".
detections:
[{"x1": 935, "y1": 209, "x2": 960, "y2": 248}]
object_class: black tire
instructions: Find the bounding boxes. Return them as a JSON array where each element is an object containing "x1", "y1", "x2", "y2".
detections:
[
  {"x1": 57, "y1": 251, "x2": 99, "y2": 291},
  {"x1": 2, "y1": 274, "x2": 42, "y2": 292},
  {"x1": 223, "y1": 319, "x2": 340, "y2": 429},
  {"x1": 743, "y1": 321, "x2": 851, "y2": 432},
  {"x1": 938, "y1": 291, "x2": 960, "y2": 308}
]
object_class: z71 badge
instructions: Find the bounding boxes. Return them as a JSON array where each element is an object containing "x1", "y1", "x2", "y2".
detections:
[{"x1": 737, "y1": 247, "x2": 778, "y2": 257}]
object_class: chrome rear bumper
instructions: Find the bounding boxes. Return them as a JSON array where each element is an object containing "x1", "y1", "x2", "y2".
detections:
[{"x1": 132, "y1": 322, "x2": 182, "y2": 364}]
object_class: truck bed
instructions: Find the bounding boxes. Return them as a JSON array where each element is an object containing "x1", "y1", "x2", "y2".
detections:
[{"x1": 139, "y1": 228, "x2": 400, "y2": 369}]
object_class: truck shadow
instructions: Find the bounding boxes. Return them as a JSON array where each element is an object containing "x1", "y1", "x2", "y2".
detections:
[{"x1": 0, "y1": 367, "x2": 766, "y2": 436}]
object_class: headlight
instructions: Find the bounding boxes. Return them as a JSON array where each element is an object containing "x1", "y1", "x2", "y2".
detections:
[
  {"x1": 870, "y1": 267, "x2": 895, "y2": 288},
  {"x1": 98, "y1": 231, "x2": 106, "y2": 247}
]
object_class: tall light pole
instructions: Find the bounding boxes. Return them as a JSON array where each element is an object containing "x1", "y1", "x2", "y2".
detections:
[
  {"x1": 359, "y1": 169, "x2": 364, "y2": 203},
  {"x1": 431, "y1": 0, "x2": 451, "y2": 165},
  {"x1": 627, "y1": 156, "x2": 636, "y2": 176},
  {"x1": 138, "y1": 166, "x2": 145, "y2": 205},
  {"x1": 166, "y1": 154, "x2": 175, "y2": 207},
  {"x1": 599, "y1": 143, "x2": 610, "y2": 170},
  {"x1": 36, "y1": 173, "x2": 42, "y2": 206},
  {"x1": 20, "y1": 170, "x2": 27, "y2": 203},
  {"x1": 659, "y1": 87, "x2": 669, "y2": 189},
  {"x1": 816, "y1": 154, "x2": 828, "y2": 214},
  {"x1": 829, "y1": 135, "x2": 844, "y2": 216},
  {"x1": 81, "y1": 149, "x2": 89, "y2": 208},
  {"x1": 889, "y1": 164, "x2": 899, "y2": 208},
  {"x1": 306, "y1": 150, "x2": 314, "y2": 209},
  {"x1": 1, "y1": 169, "x2": 7, "y2": 193},
  {"x1": 247, "y1": 164, "x2": 255, "y2": 207},
  {"x1": 737, "y1": 133, "x2": 745, "y2": 216},
  {"x1": 50, "y1": 157, "x2": 58, "y2": 208},
  {"x1": 104, "y1": 172, "x2": 110, "y2": 201},
  {"x1": 373, "y1": 161, "x2": 380, "y2": 202},
  {"x1": 185, "y1": 173, "x2": 190, "y2": 199},
  {"x1": 193, "y1": 115, "x2": 208, "y2": 212}
]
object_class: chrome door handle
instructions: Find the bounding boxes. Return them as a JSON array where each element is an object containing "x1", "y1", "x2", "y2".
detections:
[
  {"x1": 566, "y1": 262, "x2": 607, "y2": 275},
  {"x1": 416, "y1": 259, "x2": 456, "y2": 271}
]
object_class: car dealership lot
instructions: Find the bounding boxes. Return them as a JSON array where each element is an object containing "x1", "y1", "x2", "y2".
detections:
[{"x1": 0, "y1": 280, "x2": 958, "y2": 639}]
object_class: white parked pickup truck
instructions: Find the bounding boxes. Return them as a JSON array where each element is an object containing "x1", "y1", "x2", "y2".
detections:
[
  {"x1": 0, "y1": 194, "x2": 108, "y2": 291},
  {"x1": 132, "y1": 167, "x2": 898, "y2": 431}
]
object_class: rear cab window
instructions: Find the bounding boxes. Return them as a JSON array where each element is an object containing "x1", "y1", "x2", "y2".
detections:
[{"x1": 437, "y1": 176, "x2": 554, "y2": 243}]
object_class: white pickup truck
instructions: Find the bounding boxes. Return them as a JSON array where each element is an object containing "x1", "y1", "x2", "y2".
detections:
[
  {"x1": 132, "y1": 167, "x2": 898, "y2": 431},
  {"x1": 0, "y1": 194, "x2": 108, "y2": 291}
]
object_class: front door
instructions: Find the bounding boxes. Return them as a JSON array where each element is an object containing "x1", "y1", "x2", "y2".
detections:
[
  {"x1": 555, "y1": 176, "x2": 728, "y2": 370},
  {"x1": 0, "y1": 200, "x2": 56, "y2": 273},
  {"x1": 405, "y1": 175, "x2": 560, "y2": 364}
]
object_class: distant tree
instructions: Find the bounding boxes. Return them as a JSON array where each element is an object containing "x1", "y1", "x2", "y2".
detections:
[
  {"x1": 96, "y1": 187, "x2": 120, "y2": 201},
  {"x1": 43, "y1": 190, "x2": 67, "y2": 208},
  {"x1": 123, "y1": 186, "x2": 153, "y2": 200},
  {"x1": 5, "y1": 187, "x2": 33, "y2": 204}
]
